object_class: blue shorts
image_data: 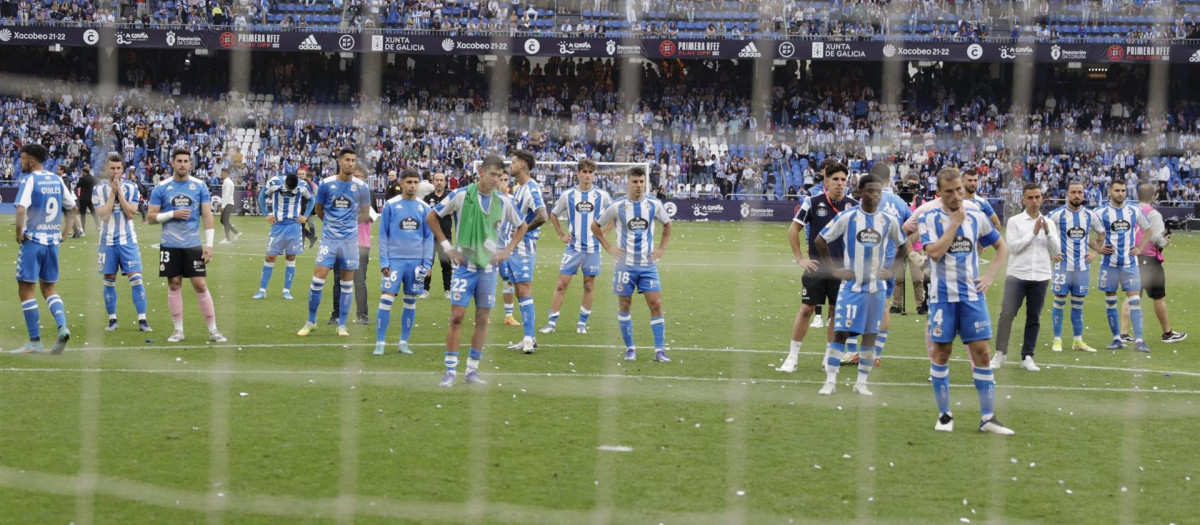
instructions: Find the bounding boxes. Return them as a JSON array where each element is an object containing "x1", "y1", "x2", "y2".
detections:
[
  {"x1": 927, "y1": 300, "x2": 992, "y2": 344},
  {"x1": 613, "y1": 265, "x2": 661, "y2": 296},
  {"x1": 1098, "y1": 264, "x2": 1140, "y2": 293},
  {"x1": 559, "y1": 247, "x2": 602, "y2": 276},
  {"x1": 315, "y1": 239, "x2": 358, "y2": 271},
  {"x1": 503, "y1": 252, "x2": 535, "y2": 283},
  {"x1": 833, "y1": 287, "x2": 886, "y2": 335},
  {"x1": 1052, "y1": 266, "x2": 1089, "y2": 297},
  {"x1": 885, "y1": 277, "x2": 895, "y2": 299},
  {"x1": 450, "y1": 264, "x2": 498, "y2": 309},
  {"x1": 267, "y1": 222, "x2": 303, "y2": 256},
  {"x1": 16, "y1": 242, "x2": 59, "y2": 283},
  {"x1": 98, "y1": 243, "x2": 143, "y2": 275},
  {"x1": 381, "y1": 260, "x2": 426, "y2": 296}
]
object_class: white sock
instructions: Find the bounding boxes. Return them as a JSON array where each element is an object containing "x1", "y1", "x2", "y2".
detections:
[
  {"x1": 788, "y1": 340, "x2": 801, "y2": 360},
  {"x1": 173, "y1": 321, "x2": 184, "y2": 331}
]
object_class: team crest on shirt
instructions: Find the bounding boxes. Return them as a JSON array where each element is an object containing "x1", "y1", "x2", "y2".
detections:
[
  {"x1": 188, "y1": 183, "x2": 196, "y2": 190},
  {"x1": 332, "y1": 196, "x2": 353, "y2": 209},
  {"x1": 627, "y1": 217, "x2": 649, "y2": 231},
  {"x1": 171, "y1": 194, "x2": 193, "y2": 207},
  {"x1": 948, "y1": 236, "x2": 974, "y2": 254},
  {"x1": 1067, "y1": 226, "x2": 1087, "y2": 239},
  {"x1": 575, "y1": 201, "x2": 594, "y2": 213},
  {"x1": 856, "y1": 228, "x2": 882, "y2": 245},
  {"x1": 815, "y1": 204, "x2": 829, "y2": 217},
  {"x1": 400, "y1": 217, "x2": 419, "y2": 231},
  {"x1": 1111, "y1": 219, "x2": 1131, "y2": 232}
]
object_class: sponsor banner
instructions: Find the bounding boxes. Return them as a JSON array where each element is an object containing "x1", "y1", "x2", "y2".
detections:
[{"x1": 662, "y1": 199, "x2": 800, "y2": 222}]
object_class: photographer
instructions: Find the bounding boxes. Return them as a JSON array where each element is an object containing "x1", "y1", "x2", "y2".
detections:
[{"x1": 890, "y1": 173, "x2": 928, "y2": 314}]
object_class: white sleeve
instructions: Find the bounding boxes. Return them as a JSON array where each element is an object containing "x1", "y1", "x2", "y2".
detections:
[
  {"x1": 654, "y1": 200, "x2": 671, "y2": 224},
  {"x1": 502, "y1": 196, "x2": 524, "y2": 226},
  {"x1": 15, "y1": 178, "x2": 34, "y2": 208},
  {"x1": 886, "y1": 215, "x2": 905, "y2": 245},
  {"x1": 551, "y1": 191, "x2": 569, "y2": 217},
  {"x1": 819, "y1": 211, "x2": 849, "y2": 242},
  {"x1": 597, "y1": 202, "x2": 618, "y2": 227}
]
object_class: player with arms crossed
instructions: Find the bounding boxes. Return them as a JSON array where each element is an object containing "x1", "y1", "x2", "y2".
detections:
[
  {"x1": 592, "y1": 166, "x2": 673, "y2": 363},
  {"x1": 505, "y1": 151, "x2": 548, "y2": 353},
  {"x1": 374, "y1": 169, "x2": 433, "y2": 356},
  {"x1": 540, "y1": 159, "x2": 612, "y2": 335},
  {"x1": 815, "y1": 175, "x2": 909, "y2": 395},
  {"x1": 297, "y1": 148, "x2": 373, "y2": 338},
  {"x1": 779, "y1": 162, "x2": 857, "y2": 373},
  {"x1": 253, "y1": 169, "x2": 314, "y2": 300},
  {"x1": 12, "y1": 144, "x2": 77, "y2": 354},
  {"x1": 919, "y1": 168, "x2": 1012, "y2": 435},
  {"x1": 1046, "y1": 181, "x2": 1103, "y2": 353},
  {"x1": 94, "y1": 153, "x2": 152, "y2": 332},
  {"x1": 147, "y1": 149, "x2": 226, "y2": 343},
  {"x1": 429, "y1": 156, "x2": 528, "y2": 387},
  {"x1": 1091, "y1": 179, "x2": 1153, "y2": 352}
]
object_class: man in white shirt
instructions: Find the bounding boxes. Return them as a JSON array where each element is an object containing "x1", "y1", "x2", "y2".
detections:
[
  {"x1": 993, "y1": 184, "x2": 1060, "y2": 371},
  {"x1": 218, "y1": 169, "x2": 242, "y2": 243}
]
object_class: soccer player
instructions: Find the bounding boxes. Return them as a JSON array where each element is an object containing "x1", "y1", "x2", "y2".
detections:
[
  {"x1": 1046, "y1": 181, "x2": 1103, "y2": 353},
  {"x1": 297, "y1": 148, "x2": 373, "y2": 337},
  {"x1": 918, "y1": 168, "x2": 1013, "y2": 435},
  {"x1": 540, "y1": 159, "x2": 612, "y2": 335},
  {"x1": 497, "y1": 172, "x2": 522, "y2": 328},
  {"x1": 147, "y1": 148, "x2": 226, "y2": 343},
  {"x1": 1091, "y1": 179, "x2": 1152, "y2": 352},
  {"x1": 374, "y1": 169, "x2": 433, "y2": 356},
  {"x1": 505, "y1": 151, "x2": 548, "y2": 354},
  {"x1": 807, "y1": 159, "x2": 832, "y2": 328},
  {"x1": 12, "y1": 144, "x2": 77, "y2": 354},
  {"x1": 962, "y1": 168, "x2": 1002, "y2": 232},
  {"x1": 591, "y1": 166, "x2": 673, "y2": 363},
  {"x1": 297, "y1": 168, "x2": 319, "y2": 249},
  {"x1": 252, "y1": 169, "x2": 314, "y2": 300},
  {"x1": 428, "y1": 156, "x2": 528, "y2": 387},
  {"x1": 778, "y1": 163, "x2": 857, "y2": 373},
  {"x1": 94, "y1": 153, "x2": 152, "y2": 332},
  {"x1": 814, "y1": 175, "x2": 908, "y2": 395}
]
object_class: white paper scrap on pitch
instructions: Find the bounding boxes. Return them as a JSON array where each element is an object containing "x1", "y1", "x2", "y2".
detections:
[{"x1": 597, "y1": 445, "x2": 633, "y2": 452}]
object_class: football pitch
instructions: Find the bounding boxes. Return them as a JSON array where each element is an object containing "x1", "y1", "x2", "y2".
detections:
[{"x1": 2, "y1": 218, "x2": 1198, "y2": 524}]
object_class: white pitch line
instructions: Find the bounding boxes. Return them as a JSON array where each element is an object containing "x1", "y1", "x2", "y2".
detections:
[
  {"x1": 596, "y1": 445, "x2": 633, "y2": 452},
  {"x1": 8, "y1": 341, "x2": 1198, "y2": 379},
  {"x1": 1, "y1": 367, "x2": 1197, "y2": 395}
]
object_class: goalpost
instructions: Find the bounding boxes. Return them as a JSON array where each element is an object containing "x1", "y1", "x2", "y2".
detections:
[{"x1": 469, "y1": 160, "x2": 652, "y2": 201}]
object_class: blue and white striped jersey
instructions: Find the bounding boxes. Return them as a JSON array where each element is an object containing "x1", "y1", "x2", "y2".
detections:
[
  {"x1": 150, "y1": 176, "x2": 210, "y2": 249},
  {"x1": 1094, "y1": 203, "x2": 1150, "y2": 268},
  {"x1": 260, "y1": 174, "x2": 314, "y2": 223},
  {"x1": 1046, "y1": 206, "x2": 1103, "y2": 271},
  {"x1": 551, "y1": 187, "x2": 612, "y2": 253},
  {"x1": 92, "y1": 179, "x2": 141, "y2": 246},
  {"x1": 597, "y1": 196, "x2": 671, "y2": 268},
  {"x1": 918, "y1": 207, "x2": 1001, "y2": 303},
  {"x1": 378, "y1": 196, "x2": 434, "y2": 269},
  {"x1": 820, "y1": 208, "x2": 905, "y2": 293},
  {"x1": 315, "y1": 176, "x2": 371, "y2": 242},
  {"x1": 16, "y1": 170, "x2": 77, "y2": 246},
  {"x1": 878, "y1": 190, "x2": 912, "y2": 262},
  {"x1": 510, "y1": 178, "x2": 546, "y2": 256},
  {"x1": 968, "y1": 194, "x2": 999, "y2": 223}
]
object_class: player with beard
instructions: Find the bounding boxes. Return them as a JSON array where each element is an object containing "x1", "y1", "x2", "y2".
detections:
[
  {"x1": 1045, "y1": 181, "x2": 1103, "y2": 353},
  {"x1": 962, "y1": 169, "x2": 1002, "y2": 232}
]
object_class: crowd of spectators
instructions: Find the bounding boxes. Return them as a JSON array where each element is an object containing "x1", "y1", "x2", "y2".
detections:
[{"x1": 3, "y1": 50, "x2": 1200, "y2": 212}]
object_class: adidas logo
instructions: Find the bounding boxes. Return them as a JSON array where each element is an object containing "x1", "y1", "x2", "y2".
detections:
[
  {"x1": 737, "y1": 42, "x2": 762, "y2": 58},
  {"x1": 299, "y1": 34, "x2": 322, "y2": 51},
  {"x1": 1191, "y1": 49, "x2": 1200, "y2": 63}
]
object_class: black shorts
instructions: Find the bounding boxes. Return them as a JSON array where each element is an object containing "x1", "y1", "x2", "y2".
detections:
[
  {"x1": 159, "y1": 247, "x2": 207, "y2": 278},
  {"x1": 1138, "y1": 256, "x2": 1165, "y2": 300},
  {"x1": 801, "y1": 271, "x2": 842, "y2": 306}
]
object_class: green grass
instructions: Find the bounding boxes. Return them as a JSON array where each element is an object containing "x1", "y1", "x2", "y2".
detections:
[{"x1": 1, "y1": 217, "x2": 1199, "y2": 523}]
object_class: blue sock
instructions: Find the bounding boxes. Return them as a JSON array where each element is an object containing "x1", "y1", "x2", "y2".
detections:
[
  {"x1": 930, "y1": 363, "x2": 951, "y2": 414},
  {"x1": 578, "y1": 307, "x2": 591, "y2": 326},
  {"x1": 1070, "y1": 298, "x2": 1085, "y2": 338},
  {"x1": 846, "y1": 337, "x2": 858, "y2": 356},
  {"x1": 376, "y1": 295, "x2": 393, "y2": 342},
  {"x1": 618, "y1": 312, "x2": 634, "y2": 348},
  {"x1": 876, "y1": 331, "x2": 888, "y2": 358},
  {"x1": 1105, "y1": 295, "x2": 1119, "y2": 337},
  {"x1": 519, "y1": 297, "x2": 535, "y2": 338},
  {"x1": 283, "y1": 261, "x2": 296, "y2": 291},
  {"x1": 973, "y1": 366, "x2": 995, "y2": 418},
  {"x1": 444, "y1": 350, "x2": 459, "y2": 372},
  {"x1": 46, "y1": 295, "x2": 66, "y2": 329},
  {"x1": 858, "y1": 348, "x2": 875, "y2": 378},
  {"x1": 1051, "y1": 296, "x2": 1066, "y2": 338},
  {"x1": 547, "y1": 310, "x2": 560, "y2": 327},
  {"x1": 401, "y1": 296, "x2": 417, "y2": 342},
  {"x1": 307, "y1": 278, "x2": 325, "y2": 324},
  {"x1": 129, "y1": 274, "x2": 147, "y2": 318},
  {"x1": 21, "y1": 299, "x2": 40, "y2": 341},
  {"x1": 467, "y1": 348, "x2": 482, "y2": 370},
  {"x1": 103, "y1": 278, "x2": 118, "y2": 318},
  {"x1": 1129, "y1": 296, "x2": 1144, "y2": 341},
  {"x1": 259, "y1": 261, "x2": 274, "y2": 291},
  {"x1": 650, "y1": 315, "x2": 665, "y2": 349},
  {"x1": 338, "y1": 281, "x2": 353, "y2": 326},
  {"x1": 826, "y1": 341, "x2": 845, "y2": 371}
]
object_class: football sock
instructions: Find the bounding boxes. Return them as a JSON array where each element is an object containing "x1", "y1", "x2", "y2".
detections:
[
  {"x1": 1105, "y1": 295, "x2": 1119, "y2": 337},
  {"x1": 1070, "y1": 297, "x2": 1085, "y2": 338},
  {"x1": 618, "y1": 312, "x2": 634, "y2": 348},
  {"x1": 259, "y1": 261, "x2": 274, "y2": 291},
  {"x1": 103, "y1": 278, "x2": 118, "y2": 318},
  {"x1": 46, "y1": 295, "x2": 66, "y2": 329},
  {"x1": 21, "y1": 299, "x2": 40, "y2": 341},
  {"x1": 876, "y1": 331, "x2": 888, "y2": 359},
  {"x1": 338, "y1": 280, "x2": 353, "y2": 326},
  {"x1": 444, "y1": 350, "x2": 459, "y2": 372},
  {"x1": 856, "y1": 348, "x2": 876, "y2": 384},
  {"x1": 129, "y1": 274, "x2": 147, "y2": 318},
  {"x1": 546, "y1": 310, "x2": 560, "y2": 327},
  {"x1": 519, "y1": 297, "x2": 535, "y2": 338},
  {"x1": 400, "y1": 295, "x2": 417, "y2": 342},
  {"x1": 578, "y1": 307, "x2": 591, "y2": 326},
  {"x1": 824, "y1": 341, "x2": 845, "y2": 383},
  {"x1": 283, "y1": 260, "x2": 296, "y2": 291},
  {"x1": 307, "y1": 277, "x2": 325, "y2": 324},
  {"x1": 196, "y1": 291, "x2": 217, "y2": 332},
  {"x1": 376, "y1": 295, "x2": 393, "y2": 342},
  {"x1": 650, "y1": 315, "x2": 665, "y2": 349},
  {"x1": 1129, "y1": 296, "x2": 1144, "y2": 342},
  {"x1": 1051, "y1": 296, "x2": 1066, "y2": 339},
  {"x1": 467, "y1": 348, "x2": 482, "y2": 372},
  {"x1": 931, "y1": 363, "x2": 951, "y2": 414},
  {"x1": 973, "y1": 366, "x2": 996, "y2": 419}
]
